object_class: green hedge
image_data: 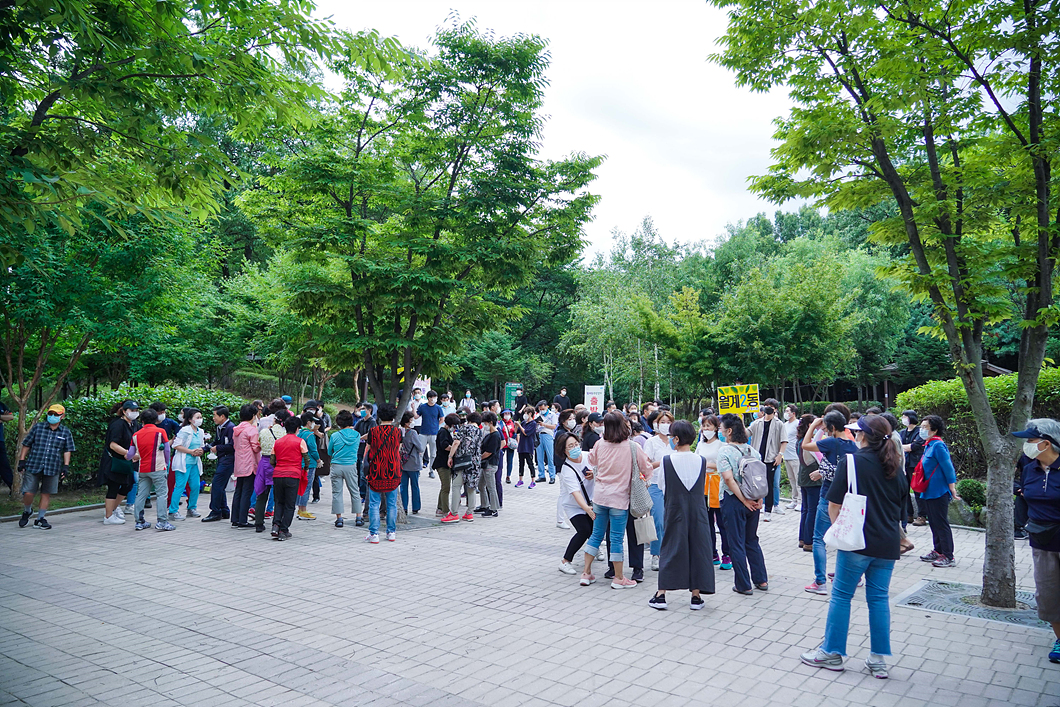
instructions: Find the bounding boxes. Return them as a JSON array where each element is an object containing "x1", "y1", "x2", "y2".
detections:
[
  {"x1": 227, "y1": 370, "x2": 285, "y2": 402},
  {"x1": 8, "y1": 385, "x2": 248, "y2": 489},
  {"x1": 786, "y1": 400, "x2": 884, "y2": 416},
  {"x1": 894, "y1": 368, "x2": 1060, "y2": 480}
]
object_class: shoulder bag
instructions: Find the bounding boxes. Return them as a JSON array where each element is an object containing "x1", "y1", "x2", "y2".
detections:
[
  {"x1": 823, "y1": 453, "x2": 867, "y2": 551},
  {"x1": 628, "y1": 441, "x2": 653, "y2": 519}
]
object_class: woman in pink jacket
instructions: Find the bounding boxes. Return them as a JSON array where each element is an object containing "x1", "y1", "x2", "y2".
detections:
[{"x1": 231, "y1": 404, "x2": 261, "y2": 528}]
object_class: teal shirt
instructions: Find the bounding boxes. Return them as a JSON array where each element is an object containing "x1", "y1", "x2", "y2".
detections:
[
  {"x1": 328, "y1": 428, "x2": 361, "y2": 465},
  {"x1": 297, "y1": 429, "x2": 320, "y2": 469}
]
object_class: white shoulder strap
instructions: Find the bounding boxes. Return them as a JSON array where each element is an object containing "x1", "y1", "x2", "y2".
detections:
[{"x1": 846, "y1": 453, "x2": 858, "y2": 495}]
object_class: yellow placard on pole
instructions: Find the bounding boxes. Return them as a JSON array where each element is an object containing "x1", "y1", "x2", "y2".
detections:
[{"x1": 717, "y1": 384, "x2": 760, "y2": 415}]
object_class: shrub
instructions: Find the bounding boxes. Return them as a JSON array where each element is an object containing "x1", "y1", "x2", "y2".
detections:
[
  {"x1": 227, "y1": 369, "x2": 285, "y2": 402},
  {"x1": 956, "y1": 479, "x2": 987, "y2": 513},
  {"x1": 11, "y1": 385, "x2": 248, "y2": 489},
  {"x1": 894, "y1": 368, "x2": 1060, "y2": 479}
]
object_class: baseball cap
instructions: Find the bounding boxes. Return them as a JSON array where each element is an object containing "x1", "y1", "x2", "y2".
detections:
[
  {"x1": 304, "y1": 399, "x2": 320, "y2": 410},
  {"x1": 1012, "y1": 422, "x2": 1060, "y2": 448},
  {"x1": 587, "y1": 412, "x2": 604, "y2": 423},
  {"x1": 122, "y1": 400, "x2": 140, "y2": 411},
  {"x1": 47, "y1": 403, "x2": 65, "y2": 415},
  {"x1": 845, "y1": 417, "x2": 871, "y2": 433},
  {"x1": 281, "y1": 395, "x2": 293, "y2": 404}
]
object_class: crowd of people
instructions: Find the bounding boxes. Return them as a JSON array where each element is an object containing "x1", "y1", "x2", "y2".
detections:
[{"x1": 5, "y1": 388, "x2": 1059, "y2": 670}]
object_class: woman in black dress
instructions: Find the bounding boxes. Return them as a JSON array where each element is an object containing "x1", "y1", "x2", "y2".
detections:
[{"x1": 648, "y1": 420, "x2": 716, "y2": 610}]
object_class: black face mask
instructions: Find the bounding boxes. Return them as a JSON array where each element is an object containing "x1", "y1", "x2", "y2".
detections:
[{"x1": 763, "y1": 407, "x2": 775, "y2": 415}]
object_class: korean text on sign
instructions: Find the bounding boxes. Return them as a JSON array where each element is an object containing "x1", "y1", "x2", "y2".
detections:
[{"x1": 717, "y1": 384, "x2": 760, "y2": 415}]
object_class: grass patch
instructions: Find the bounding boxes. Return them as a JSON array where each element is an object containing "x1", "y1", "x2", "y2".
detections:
[{"x1": 1, "y1": 487, "x2": 106, "y2": 518}]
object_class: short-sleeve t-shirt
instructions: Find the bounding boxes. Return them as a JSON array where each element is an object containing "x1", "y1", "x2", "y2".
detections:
[
  {"x1": 418, "y1": 403, "x2": 445, "y2": 436},
  {"x1": 816, "y1": 436, "x2": 859, "y2": 482},
  {"x1": 481, "y1": 430, "x2": 502, "y2": 466},
  {"x1": 105, "y1": 417, "x2": 136, "y2": 459},
  {"x1": 827, "y1": 448, "x2": 906, "y2": 560}
]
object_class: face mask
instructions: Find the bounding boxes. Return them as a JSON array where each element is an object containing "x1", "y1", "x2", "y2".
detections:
[
  {"x1": 47, "y1": 414, "x2": 61, "y2": 425},
  {"x1": 503, "y1": 414, "x2": 511, "y2": 420},
  {"x1": 918, "y1": 427, "x2": 930, "y2": 441},
  {"x1": 703, "y1": 430, "x2": 716, "y2": 440},
  {"x1": 517, "y1": 391, "x2": 523, "y2": 397},
  {"x1": 763, "y1": 407, "x2": 774, "y2": 416},
  {"x1": 1024, "y1": 440, "x2": 1046, "y2": 459},
  {"x1": 785, "y1": 411, "x2": 795, "y2": 420},
  {"x1": 192, "y1": 417, "x2": 203, "y2": 427},
  {"x1": 564, "y1": 418, "x2": 575, "y2": 430},
  {"x1": 718, "y1": 429, "x2": 727, "y2": 442},
  {"x1": 630, "y1": 408, "x2": 638, "y2": 414},
  {"x1": 523, "y1": 414, "x2": 530, "y2": 421},
  {"x1": 657, "y1": 423, "x2": 670, "y2": 435},
  {"x1": 465, "y1": 393, "x2": 471, "y2": 399},
  {"x1": 560, "y1": 391, "x2": 567, "y2": 397},
  {"x1": 126, "y1": 410, "x2": 140, "y2": 420},
  {"x1": 428, "y1": 397, "x2": 436, "y2": 404},
  {"x1": 359, "y1": 410, "x2": 367, "y2": 418},
  {"x1": 157, "y1": 412, "x2": 166, "y2": 422},
  {"x1": 593, "y1": 425, "x2": 604, "y2": 435},
  {"x1": 901, "y1": 417, "x2": 910, "y2": 427},
  {"x1": 669, "y1": 437, "x2": 677, "y2": 450},
  {"x1": 568, "y1": 447, "x2": 582, "y2": 461},
  {"x1": 414, "y1": 396, "x2": 421, "y2": 401},
  {"x1": 751, "y1": 412, "x2": 759, "y2": 420}
]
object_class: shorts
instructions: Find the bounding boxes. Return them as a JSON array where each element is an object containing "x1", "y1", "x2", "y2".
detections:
[
  {"x1": 104, "y1": 458, "x2": 136, "y2": 499},
  {"x1": 20, "y1": 471, "x2": 59, "y2": 495},
  {"x1": 1032, "y1": 547, "x2": 1060, "y2": 623}
]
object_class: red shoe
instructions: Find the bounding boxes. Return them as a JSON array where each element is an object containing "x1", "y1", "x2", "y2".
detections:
[
  {"x1": 264, "y1": 511, "x2": 273, "y2": 518},
  {"x1": 441, "y1": 513, "x2": 461, "y2": 524},
  {"x1": 248, "y1": 508, "x2": 255, "y2": 516},
  {"x1": 461, "y1": 513, "x2": 474, "y2": 522}
]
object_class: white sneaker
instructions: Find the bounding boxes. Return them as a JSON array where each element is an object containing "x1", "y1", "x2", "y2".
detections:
[
  {"x1": 558, "y1": 561, "x2": 577, "y2": 575},
  {"x1": 114, "y1": 506, "x2": 126, "y2": 520},
  {"x1": 103, "y1": 514, "x2": 125, "y2": 525},
  {"x1": 123, "y1": 504, "x2": 134, "y2": 516},
  {"x1": 557, "y1": 520, "x2": 571, "y2": 529},
  {"x1": 386, "y1": 532, "x2": 397, "y2": 542},
  {"x1": 786, "y1": 501, "x2": 798, "y2": 510},
  {"x1": 364, "y1": 534, "x2": 380, "y2": 544},
  {"x1": 170, "y1": 512, "x2": 185, "y2": 521},
  {"x1": 762, "y1": 512, "x2": 772, "y2": 522},
  {"x1": 651, "y1": 555, "x2": 660, "y2": 571},
  {"x1": 596, "y1": 547, "x2": 606, "y2": 561},
  {"x1": 772, "y1": 507, "x2": 785, "y2": 516}
]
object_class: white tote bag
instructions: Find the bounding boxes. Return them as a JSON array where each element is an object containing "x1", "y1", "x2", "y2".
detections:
[{"x1": 823, "y1": 453, "x2": 866, "y2": 551}]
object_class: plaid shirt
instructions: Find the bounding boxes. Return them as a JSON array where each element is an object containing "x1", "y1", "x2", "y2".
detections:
[{"x1": 21, "y1": 422, "x2": 76, "y2": 477}]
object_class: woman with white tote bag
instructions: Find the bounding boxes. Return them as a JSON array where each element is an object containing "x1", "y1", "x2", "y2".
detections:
[{"x1": 801, "y1": 415, "x2": 907, "y2": 680}]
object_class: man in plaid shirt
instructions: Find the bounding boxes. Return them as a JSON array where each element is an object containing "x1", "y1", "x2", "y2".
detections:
[{"x1": 18, "y1": 403, "x2": 76, "y2": 529}]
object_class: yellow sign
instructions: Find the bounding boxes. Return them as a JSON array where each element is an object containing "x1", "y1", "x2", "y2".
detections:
[{"x1": 718, "y1": 384, "x2": 760, "y2": 415}]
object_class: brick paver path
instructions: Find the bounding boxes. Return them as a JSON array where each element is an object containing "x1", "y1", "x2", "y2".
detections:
[{"x1": 1, "y1": 475, "x2": 1057, "y2": 707}]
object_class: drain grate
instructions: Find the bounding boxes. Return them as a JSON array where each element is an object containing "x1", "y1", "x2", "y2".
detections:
[{"x1": 895, "y1": 580, "x2": 1050, "y2": 630}]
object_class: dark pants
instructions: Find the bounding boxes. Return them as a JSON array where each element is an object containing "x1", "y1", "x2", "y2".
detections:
[
  {"x1": 273, "y1": 477, "x2": 298, "y2": 533},
  {"x1": 0, "y1": 440, "x2": 12, "y2": 488},
  {"x1": 1015, "y1": 493, "x2": 1029, "y2": 531},
  {"x1": 312, "y1": 474, "x2": 321, "y2": 501},
  {"x1": 800, "y1": 486, "x2": 820, "y2": 546},
  {"x1": 923, "y1": 494, "x2": 954, "y2": 559},
  {"x1": 705, "y1": 501, "x2": 729, "y2": 559},
  {"x1": 232, "y1": 476, "x2": 254, "y2": 525},
  {"x1": 564, "y1": 513, "x2": 595, "y2": 562},
  {"x1": 357, "y1": 452, "x2": 368, "y2": 501},
  {"x1": 764, "y1": 461, "x2": 777, "y2": 512},
  {"x1": 209, "y1": 457, "x2": 234, "y2": 516},
  {"x1": 254, "y1": 484, "x2": 273, "y2": 530},
  {"x1": 721, "y1": 493, "x2": 768, "y2": 591},
  {"x1": 495, "y1": 465, "x2": 504, "y2": 508},
  {"x1": 607, "y1": 516, "x2": 644, "y2": 571},
  {"x1": 518, "y1": 452, "x2": 535, "y2": 478}
]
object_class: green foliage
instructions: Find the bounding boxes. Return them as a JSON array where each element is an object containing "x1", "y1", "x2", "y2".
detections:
[
  {"x1": 957, "y1": 479, "x2": 987, "y2": 514},
  {"x1": 38, "y1": 385, "x2": 247, "y2": 488},
  {"x1": 895, "y1": 369, "x2": 1060, "y2": 479}
]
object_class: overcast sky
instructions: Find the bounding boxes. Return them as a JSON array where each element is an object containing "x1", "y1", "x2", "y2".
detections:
[{"x1": 314, "y1": 0, "x2": 794, "y2": 258}]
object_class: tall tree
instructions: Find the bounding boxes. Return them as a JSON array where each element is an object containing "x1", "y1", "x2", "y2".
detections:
[{"x1": 709, "y1": 0, "x2": 1058, "y2": 606}]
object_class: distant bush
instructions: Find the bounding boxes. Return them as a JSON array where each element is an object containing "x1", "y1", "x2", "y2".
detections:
[
  {"x1": 227, "y1": 369, "x2": 284, "y2": 402},
  {"x1": 957, "y1": 479, "x2": 987, "y2": 513},
  {"x1": 894, "y1": 368, "x2": 1060, "y2": 479}
]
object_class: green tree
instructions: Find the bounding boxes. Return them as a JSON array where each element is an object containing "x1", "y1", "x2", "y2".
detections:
[{"x1": 709, "y1": 0, "x2": 1059, "y2": 606}]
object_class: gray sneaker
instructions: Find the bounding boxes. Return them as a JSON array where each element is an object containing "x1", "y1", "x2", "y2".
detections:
[
  {"x1": 169, "y1": 511, "x2": 185, "y2": 521},
  {"x1": 186, "y1": 509, "x2": 201, "y2": 518},
  {"x1": 864, "y1": 657, "x2": 889, "y2": 679},
  {"x1": 155, "y1": 521, "x2": 176, "y2": 531},
  {"x1": 800, "y1": 647, "x2": 844, "y2": 671}
]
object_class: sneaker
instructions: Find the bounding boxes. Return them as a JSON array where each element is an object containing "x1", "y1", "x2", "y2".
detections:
[
  {"x1": 264, "y1": 511, "x2": 273, "y2": 518},
  {"x1": 473, "y1": 506, "x2": 487, "y2": 513},
  {"x1": 549, "y1": 478, "x2": 556, "y2": 484},
  {"x1": 428, "y1": 471, "x2": 435, "y2": 478},
  {"x1": 505, "y1": 476, "x2": 511, "y2": 484},
  {"x1": 186, "y1": 509, "x2": 201, "y2": 518},
  {"x1": 920, "y1": 550, "x2": 941, "y2": 563},
  {"x1": 828, "y1": 572, "x2": 865, "y2": 588},
  {"x1": 155, "y1": 521, "x2": 175, "y2": 531},
  {"x1": 690, "y1": 595, "x2": 705, "y2": 611},
  {"x1": 169, "y1": 512, "x2": 185, "y2": 521},
  {"x1": 557, "y1": 520, "x2": 571, "y2": 529},
  {"x1": 864, "y1": 657, "x2": 889, "y2": 679},
  {"x1": 275, "y1": 533, "x2": 286, "y2": 541},
  {"x1": 247, "y1": 508, "x2": 255, "y2": 516},
  {"x1": 932, "y1": 556, "x2": 956, "y2": 568},
  {"x1": 114, "y1": 506, "x2": 126, "y2": 520},
  {"x1": 386, "y1": 532, "x2": 396, "y2": 542},
  {"x1": 762, "y1": 512, "x2": 771, "y2": 522},
  {"x1": 1014, "y1": 528, "x2": 1028, "y2": 539},
  {"x1": 611, "y1": 577, "x2": 637, "y2": 589},
  {"x1": 297, "y1": 510, "x2": 316, "y2": 520},
  {"x1": 33, "y1": 517, "x2": 51, "y2": 529},
  {"x1": 579, "y1": 573, "x2": 596, "y2": 586},
  {"x1": 800, "y1": 647, "x2": 844, "y2": 672},
  {"x1": 787, "y1": 501, "x2": 798, "y2": 510},
  {"x1": 271, "y1": 528, "x2": 280, "y2": 537},
  {"x1": 804, "y1": 581, "x2": 829, "y2": 595},
  {"x1": 355, "y1": 516, "x2": 364, "y2": 526},
  {"x1": 515, "y1": 480, "x2": 524, "y2": 487},
  {"x1": 436, "y1": 509, "x2": 445, "y2": 516},
  {"x1": 282, "y1": 530, "x2": 292, "y2": 539},
  {"x1": 461, "y1": 513, "x2": 474, "y2": 522},
  {"x1": 720, "y1": 555, "x2": 732, "y2": 570},
  {"x1": 1049, "y1": 639, "x2": 1060, "y2": 664},
  {"x1": 18, "y1": 511, "x2": 31, "y2": 527},
  {"x1": 311, "y1": 498, "x2": 319, "y2": 504},
  {"x1": 651, "y1": 555, "x2": 660, "y2": 571},
  {"x1": 912, "y1": 516, "x2": 928, "y2": 526},
  {"x1": 364, "y1": 534, "x2": 380, "y2": 544},
  {"x1": 713, "y1": 554, "x2": 721, "y2": 567},
  {"x1": 528, "y1": 481, "x2": 536, "y2": 489},
  {"x1": 631, "y1": 568, "x2": 644, "y2": 583},
  {"x1": 536, "y1": 477, "x2": 546, "y2": 482},
  {"x1": 648, "y1": 593, "x2": 667, "y2": 610},
  {"x1": 604, "y1": 567, "x2": 615, "y2": 580},
  {"x1": 335, "y1": 518, "x2": 344, "y2": 528},
  {"x1": 481, "y1": 510, "x2": 499, "y2": 517},
  {"x1": 135, "y1": 520, "x2": 151, "y2": 531},
  {"x1": 558, "y1": 561, "x2": 577, "y2": 575},
  {"x1": 773, "y1": 506, "x2": 785, "y2": 515},
  {"x1": 255, "y1": 526, "x2": 265, "y2": 533},
  {"x1": 596, "y1": 547, "x2": 606, "y2": 561},
  {"x1": 145, "y1": 500, "x2": 152, "y2": 509},
  {"x1": 441, "y1": 513, "x2": 461, "y2": 524},
  {"x1": 122, "y1": 504, "x2": 134, "y2": 516},
  {"x1": 103, "y1": 514, "x2": 125, "y2": 525}
]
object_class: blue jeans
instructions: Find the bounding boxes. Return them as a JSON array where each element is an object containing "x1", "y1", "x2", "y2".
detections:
[
  {"x1": 536, "y1": 432, "x2": 556, "y2": 480},
  {"x1": 773, "y1": 464, "x2": 783, "y2": 507},
  {"x1": 400, "y1": 470, "x2": 421, "y2": 513},
  {"x1": 368, "y1": 488, "x2": 399, "y2": 536},
  {"x1": 800, "y1": 486, "x2": 821, "y2": 546},
  {"x1": 296, "y1": 466, "x2": 316, "y2": 507},
  {"x1": 721, "y1": 493, "x2": 768, "y2": 592},
  {"x1": 813, "y1": 480, "x2": 833, "y2": 585},
  {"x1": 504, "y1": 448, "x2": 515, "y2": 478},
  {"x1": 249, "y1": 488, "x2": 274, "y2": 512},
  {"x1": 822, "y1": 550, "x2": 895, "y2": 656},
  {"x1": 585, "y1": 504, "x2": 629, "y2": 562},
  {"x1": 648, "y1": 485, "x2": 666, "y2": 556}
]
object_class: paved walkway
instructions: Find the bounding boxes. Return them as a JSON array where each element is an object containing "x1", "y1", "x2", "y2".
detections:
[{"x1": 1, "y1": 474, "x2": 1056, "y2": 707}]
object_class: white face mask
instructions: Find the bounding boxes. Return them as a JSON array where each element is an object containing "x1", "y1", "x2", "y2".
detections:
[
  {"x1": 192, "y1": 417, "x2": 203, "y2": 427},
  {"x1": 157, "y1": 412, "x2": 165, "y2": 422},
  {"x1": 901, "y1": 417, "x2": 910, "y2": 427},
  {"x1": 785, "y1": 411, "x2": 795, "y2": 420},
  {"x1": 702, "y1": 429, "x2": 716, "y2": 440},
  {"x1": 523, "y1": 414, "x2": 530, "y2": 421},
  {"x1": 126, "y1": 410, "x2": 140, "y2": 420},
  {"x1": 657, "y1": 423, "x2": 670, "y2": 435},
  {"x1": 593, "y1": 425, "x2": 604, "y2": 435},
  {"x1": 564, "y1": 418, "x2": 576, "y2": 430},
  {"x1": 503, "y1": 414, "x2": 510, "y2": 420},
  {"x1": 1024, "y1": 440, "x2": 1047, "y2": 459}
]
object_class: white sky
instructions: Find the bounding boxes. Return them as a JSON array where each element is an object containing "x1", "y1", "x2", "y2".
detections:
[{"x1": 314, "y1": 0, "x2": 793, "y2": 257}]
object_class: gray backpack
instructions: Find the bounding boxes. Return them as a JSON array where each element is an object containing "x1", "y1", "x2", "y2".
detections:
[{"x1": 733, "y1": 444, "x2": 769, "y2": 501}]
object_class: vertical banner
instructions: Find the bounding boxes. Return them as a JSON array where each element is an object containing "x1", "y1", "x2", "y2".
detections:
[
  {"x1": 413, "y1": 377, "x2": 431, "y2": 394},
  {"x1": 584, "y1": 385, "x2": 605, "y2": 413},
  {"x1": 504, "y1": 382, "x2": 521, "y2": 411}
]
